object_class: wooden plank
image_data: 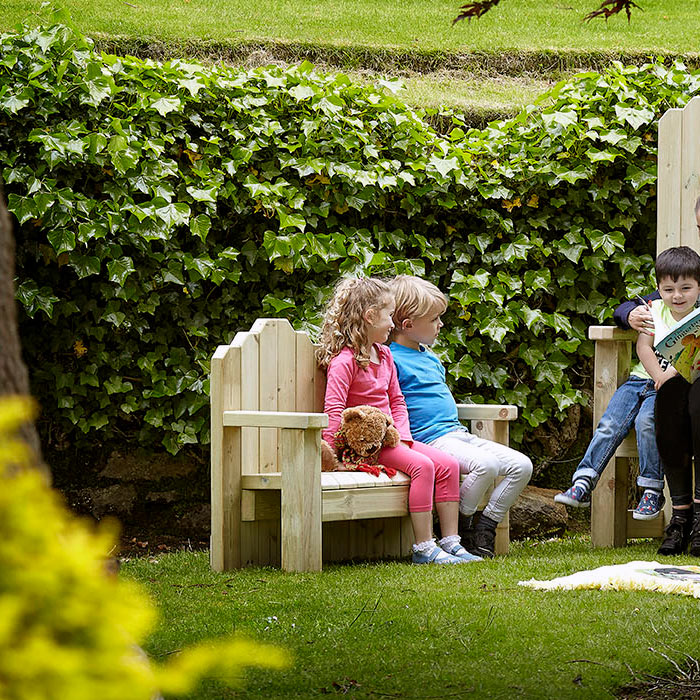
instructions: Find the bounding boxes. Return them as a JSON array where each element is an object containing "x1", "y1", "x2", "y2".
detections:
[
  {"x1": 277, "y1": 320, "x2": 297, "y2": 412},
  {"x1": 253, "y1": 319, "x2": 278, "y2": 473},
  {"x1": 378, "y1": 517, "x2": 402, "y2": 558},
  {"x1": 456, "y1": 404, "x2": 517, "y2": 421},
  {"x1": 280, "y1": 428, "x2": 322, "y2": 571},
  {"x1": 322, "y1": 486, "x2": 410, "y2": 521},
  {"x1": 295, "y1": 329, "x2": 317, "y2": 412},
  {"x1": 241, "y1": 473, "x2": 282, "y2": 489},
  {"x1": 626, "y1": 511, "x2": 666, "y2": 538},
  {"x1": 588, "y1": 326, "x2": 637, "y2": 342},
  {"x1": 400, "y1": 515, "x2": 415, "y2": 556},
  {"x1": 657, "y1": 106, "x2": 683, "y2": 254},
  {"x1": 223, "y1": 410, "x2": 328, "y2": 429},
  {"x1": 591, "y1": 339, "x2": 630, "y2": 547},
  {"x1": 277, "y1": 321, "x2": 297, "y2": 500},
  {"x1": 241, "y1": 490, "x2": 280, "y2": 521},
  {"x1": 680, "y1": 97, "x2": 700, "y2": 252},
  {"x1": 210, "y1": 341, "x2": 242, "y2": 571},
  {"x1": 314, "y1": 363, "x2": 327, "y2": 413},
  {"x1": 238, "y1": 332, "x2": 259, "y2": 475}
]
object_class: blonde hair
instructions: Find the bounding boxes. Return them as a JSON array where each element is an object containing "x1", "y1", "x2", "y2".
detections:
[
  {"x1": 389, "y1": 275, "x2": 447, "y2": 333},
  {"x1": 316, "y1": 277, "x2": 392, "y2": 369}
]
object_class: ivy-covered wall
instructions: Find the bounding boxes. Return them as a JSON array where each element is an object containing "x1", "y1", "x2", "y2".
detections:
[{"x1": 2, "y1": 19, "x2": 699, "y2": 511}]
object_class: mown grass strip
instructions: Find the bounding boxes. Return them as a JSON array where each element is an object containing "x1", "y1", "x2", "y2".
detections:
[
  {"x1": 5, "y1": 0, "x2": 700, "y2": 66},
  {"x1": 122, "y1": 537, "x2": 700, "y2": 699}
]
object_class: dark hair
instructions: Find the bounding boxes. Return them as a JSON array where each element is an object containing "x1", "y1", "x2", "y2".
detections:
[
  {"x1": 656, "y1": 245, "x2": 700, "y2": 284},
  {"x1": 696, "y1": 196, "x2": 700, "y2": 215}
]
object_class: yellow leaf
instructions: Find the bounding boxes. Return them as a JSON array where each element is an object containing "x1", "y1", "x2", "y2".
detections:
[
  {"x1": 527, "y1": 194, "x2": 539, "y2": 208},
  {"x1": 334, "y1": 201, "x2": 349, "y2": 214},
  {"x1": 73, "y1": 340, "x2": 87, "y2": 358}
]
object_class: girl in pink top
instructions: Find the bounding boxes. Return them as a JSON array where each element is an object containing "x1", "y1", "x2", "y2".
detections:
[{"x1": 317, "y1": 277, "x2": 481, "y2": 565}]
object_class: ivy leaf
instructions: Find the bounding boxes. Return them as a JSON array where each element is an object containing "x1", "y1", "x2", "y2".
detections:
[
  {"x1": 190, "y1": 214, "x2": 211, "y2": 242},
  {"x1": 289, "y1": 85, "x2": 315, "y2": 101},
  {"x1": 150, "y1": 97, "x2": 182, "y2": 115},
  {"x1": 277, "y1": 209, "x2": 306, "y2": 232},
  {"x1": 429, "y1": 156, "x2": 459, "y2": 177},
  {"x1": 47, "y1": 229, "x2": 76, "y2": 255},
  {"x1": 106, "y1": 257, "x2": 136, "y2": 286},
  {"x1": 542, "y1": 110, "x2": 578, "y2": 128},
  {"x1": 69, "y1": 254, "x2": 101, "y2": 278},
  {"x1": 0, "y1": 95, "x2": 30, "y2": 113},
  {"x1": 155, "y1": 202, "x2": 191, "y2": 227},
  {"x1": 614, "y1": 105, "x2": 655, "y2": 130}
]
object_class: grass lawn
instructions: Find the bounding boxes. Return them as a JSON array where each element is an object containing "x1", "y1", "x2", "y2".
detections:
[
  {"x1": 4, "y1": 0, "x2": 700, "y2": 57},
  {"x1": 122, "y1": 537, "x2": 700, "y2": 699}
]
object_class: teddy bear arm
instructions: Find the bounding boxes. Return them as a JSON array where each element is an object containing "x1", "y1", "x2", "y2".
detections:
[{"x1": 385, "y1": 425, "x2": 400, "y2": 448}]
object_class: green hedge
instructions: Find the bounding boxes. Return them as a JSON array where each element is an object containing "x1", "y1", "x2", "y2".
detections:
[{"x1": 2, "y1": 15, "x2": 698, "y2": 458}]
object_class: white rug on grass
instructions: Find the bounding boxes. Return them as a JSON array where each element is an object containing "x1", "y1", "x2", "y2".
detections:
[{"x1": 518, "y1": 561, "x2": 700, "y2": 597}]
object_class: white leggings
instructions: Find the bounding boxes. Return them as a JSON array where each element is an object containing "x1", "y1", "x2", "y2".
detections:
[{"x1": 429, "y1": 428, "x2": 532, "y2": 523}]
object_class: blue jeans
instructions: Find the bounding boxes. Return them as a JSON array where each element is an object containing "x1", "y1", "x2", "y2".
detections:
[{"x1": 572, "y1": 376, "x2": 663, "y2": 491}]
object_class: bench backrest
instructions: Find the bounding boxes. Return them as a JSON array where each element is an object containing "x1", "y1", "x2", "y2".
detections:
[
  {"x1": 658, "y1": 94, "x2": 700, "y2": 254},
  {"x1": 211, "y1": 318, "x2": 325, "y2": 475}
]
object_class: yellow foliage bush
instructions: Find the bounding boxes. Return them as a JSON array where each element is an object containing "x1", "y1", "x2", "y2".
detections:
[{"x1": 0, "y1": 396, "x2": 288, "y2": 700}]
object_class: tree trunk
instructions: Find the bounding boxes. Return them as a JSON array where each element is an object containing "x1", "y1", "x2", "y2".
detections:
[{"x1": 0, "y1": 183, "x2": 49, "y2": 479}]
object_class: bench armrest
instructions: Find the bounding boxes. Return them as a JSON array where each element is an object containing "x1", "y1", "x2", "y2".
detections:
[
  {"x1": 588, "y1": 326, "x2": 637, "y2": 341},
  {"x1": 456, "y1": 404, "x2": 517, "y2": 421},
  {"x1": 223, "y1": 410, "x2": 328, "y2": 429}
]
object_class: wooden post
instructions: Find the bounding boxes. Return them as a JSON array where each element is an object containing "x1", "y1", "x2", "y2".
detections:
[
  {"x1": 589, "y1": 329, "x2": 633, "y2": 547},
  {"x1": 471, "y1": 417, "x2": 510, "y2": 555},
  {"x1": 280, "y1": 427, "x2": 322, "y2": 571},
  {"x1": 210, "y1": 341, "x2": 243, "y2": 571}
]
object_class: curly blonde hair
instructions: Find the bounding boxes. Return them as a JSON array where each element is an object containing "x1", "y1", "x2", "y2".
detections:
[
  {"x1": 316, "y1": 277, "x2": 392, "y2": 369},
  {"x1": 389, "y1": 275, "x2": 447, "y2": 338}
]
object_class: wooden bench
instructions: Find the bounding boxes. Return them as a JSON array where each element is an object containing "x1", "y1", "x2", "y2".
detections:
[
  {"x1": 589, "y1": 95, "x2": 700, "y2": 546},
  {"x1": 210, "y1": 317, "x2": 518, "y2": 572}
]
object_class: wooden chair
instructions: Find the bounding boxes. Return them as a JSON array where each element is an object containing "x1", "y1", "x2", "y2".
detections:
[
  {"x1": 589, "y1": 95, "x2": 700, "y2": 547},
  {"x1": 210, "y1": 317, "x2": 518, "y2": 572}
]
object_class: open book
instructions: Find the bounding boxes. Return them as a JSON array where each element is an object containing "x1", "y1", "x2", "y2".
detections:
[{"x1": 654, "y1": 304, "x2": 700, "y2": 383}]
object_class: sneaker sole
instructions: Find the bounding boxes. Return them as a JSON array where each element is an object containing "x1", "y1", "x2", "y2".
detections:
[
  {"x1": 632, "y1": 510, "x2": 663, "y2": 521},
  {"x1": 554, "y1": 494, "x2": 590, "y2": 508}
]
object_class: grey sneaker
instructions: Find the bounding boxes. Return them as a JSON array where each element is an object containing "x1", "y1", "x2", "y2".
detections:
[{"x1": 554, "y1": 483, "x2": 591, "y2": 508}]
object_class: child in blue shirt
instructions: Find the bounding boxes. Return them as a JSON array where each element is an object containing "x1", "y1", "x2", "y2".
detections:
[{"x1": 389, "y1": 275, "x2": 532, "y2": 557}]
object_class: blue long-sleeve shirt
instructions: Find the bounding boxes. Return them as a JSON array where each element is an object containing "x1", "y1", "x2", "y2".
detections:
[
  {"x1": 389, "y1": 342, "x2": 461, "y2": 444},
  {"x1": 613, "y1": 290, "x2": 660, "y2": 329}
]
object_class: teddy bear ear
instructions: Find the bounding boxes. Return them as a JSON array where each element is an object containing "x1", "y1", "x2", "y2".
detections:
[{"x1": 343, "y1": 406, "x2": 363, "y2": 422}]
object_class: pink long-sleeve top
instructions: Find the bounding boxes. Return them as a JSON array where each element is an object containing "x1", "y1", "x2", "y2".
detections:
[{"x1": 323, "y1": 344, "x2": 412, "y2": 448}]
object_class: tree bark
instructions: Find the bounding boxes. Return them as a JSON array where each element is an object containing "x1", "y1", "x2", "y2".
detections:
[{"x1": 0, "y1": 183, "x2": 49, "y2": 479}]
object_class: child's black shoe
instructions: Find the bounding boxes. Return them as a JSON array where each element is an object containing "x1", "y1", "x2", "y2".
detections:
[
  {"x1": 689, "y1": 505, "x2": 700, "y2": 556},
  {"x1": 657, "y1": 509, "x2": 693, "y2": 556}
]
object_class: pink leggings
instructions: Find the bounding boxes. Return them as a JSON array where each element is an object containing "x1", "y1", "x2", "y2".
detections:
[{"x1": 379, "y1": 441, "x2": 459, "y2": 513}]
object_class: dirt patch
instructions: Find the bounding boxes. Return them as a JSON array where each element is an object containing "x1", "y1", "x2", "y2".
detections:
[{"x1": 113, "y1": 532, "x2": 209, "y2": 559}]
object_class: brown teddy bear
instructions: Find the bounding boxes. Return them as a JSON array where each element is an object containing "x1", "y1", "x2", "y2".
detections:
[
  {"x1": 325, "y1": 405, "x2": 401, "y2": 476},
  {"x1": 321, "y1": 439, "x2": 339, "y2": 472}
]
